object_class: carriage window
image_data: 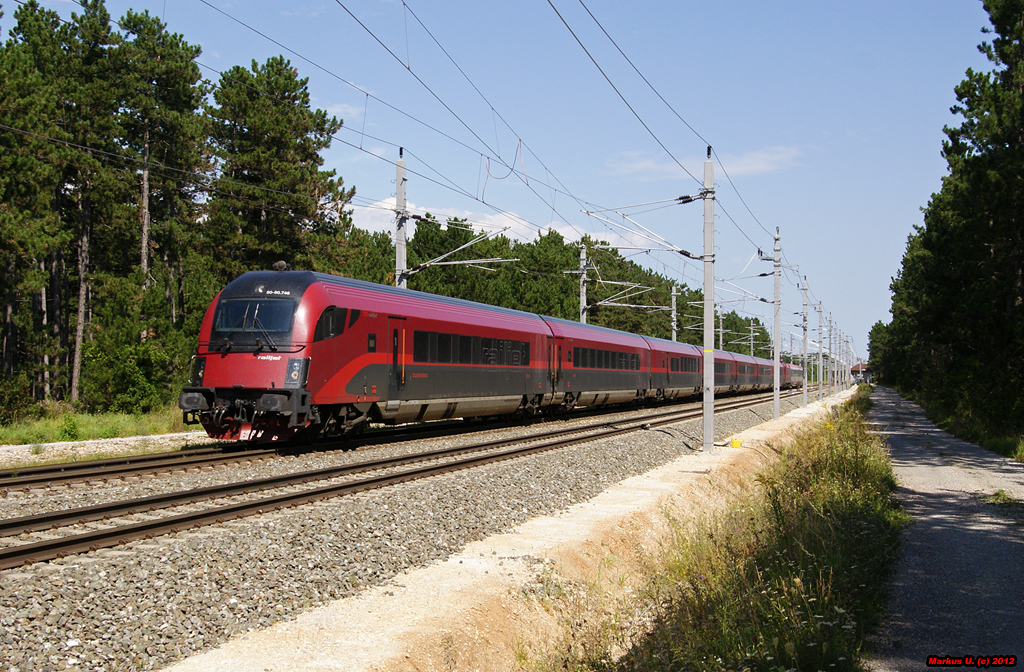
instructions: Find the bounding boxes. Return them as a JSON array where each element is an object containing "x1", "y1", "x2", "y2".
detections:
[
  {"x1": 437, "y1": 333, "x2": 453, "y2": 363},
  {"x1": 367, "y1": 333, "x2": 376, "y2": 353},
  {"x1": 413, "y1": 331, "x2": 429, "y2": 362},
  {"x1": 313, "y1": 306, "x2": 348, "y2": 342},
  {"x1": 459, "y1": 335, "x2": 473, "y2": 364}
]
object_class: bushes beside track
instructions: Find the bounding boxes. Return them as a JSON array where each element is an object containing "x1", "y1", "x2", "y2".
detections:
[
  {"x1": 555, "y1": 384, "x2": 905, "y2": 672},
  {"x1": 0, "y1": 404, "x2": 187, "y2": 446}
]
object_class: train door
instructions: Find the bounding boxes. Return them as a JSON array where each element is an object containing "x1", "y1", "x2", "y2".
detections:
[
  {"x1": 554, "y1": 336, "x2": 564, "y2": 387},
  {"x1": 387, "y1": 316, "x2": 406, "y2": 398},
  {"x1": 546, "y1": 336, "x2": 554, "y2": 390}
]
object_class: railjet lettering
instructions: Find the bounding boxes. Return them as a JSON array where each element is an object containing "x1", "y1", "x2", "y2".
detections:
[{"x1": 926, "y1": 655, "x2": 1018, "y2": 668}]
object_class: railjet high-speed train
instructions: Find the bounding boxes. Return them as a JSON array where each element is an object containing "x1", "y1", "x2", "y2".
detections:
[{"x1": 179, "y1": 269, "x2": 803, "y2": 442}]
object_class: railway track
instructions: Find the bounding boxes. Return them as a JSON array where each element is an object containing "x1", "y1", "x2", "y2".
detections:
[
  {"x1": 0, "y1": 388, "x2": 818, "y2": 490},
  {"x1": 0, "y1": 389, "x2": 811, "y2": 570},
  {"x1": 0, "y1": 418, "x2": 539, "y2": 490}
]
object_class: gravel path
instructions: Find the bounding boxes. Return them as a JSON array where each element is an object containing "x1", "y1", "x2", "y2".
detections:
[
  {"x1": 865, "y1": 388, "x2": 1024, "y2": 670},
  {"x1": 0, "y1": 396, "x2": 802, "y2": 672}
]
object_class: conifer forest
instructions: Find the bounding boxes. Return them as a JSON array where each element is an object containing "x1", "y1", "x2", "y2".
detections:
[
  {"x1": 0, "y1": 0, "x2": 773, "y2": 423},
  {"x1": 869, "y1": 0, "x2": 1024, "y2": 438}
]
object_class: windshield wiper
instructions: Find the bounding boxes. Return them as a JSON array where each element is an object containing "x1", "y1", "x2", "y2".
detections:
[{"x1": 252, "y1": 314, "x2": 279, "y2": 352}]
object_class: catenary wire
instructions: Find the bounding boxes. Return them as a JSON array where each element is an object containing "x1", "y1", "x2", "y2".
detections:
[{"x1": 546, "y1": 0, "x2": 702, "y2": 187}]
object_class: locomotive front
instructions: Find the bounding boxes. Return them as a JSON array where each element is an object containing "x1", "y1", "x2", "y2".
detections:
[{"x1": 178, "y1": 270, "x2": 320, "y2": 441}]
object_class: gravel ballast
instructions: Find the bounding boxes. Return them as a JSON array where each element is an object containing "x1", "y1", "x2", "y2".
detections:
[{"x1": 0, "y1": 395, "x2": 808, "y2": 672}]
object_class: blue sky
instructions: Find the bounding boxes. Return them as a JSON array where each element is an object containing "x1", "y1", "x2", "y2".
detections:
[{"x1": 16, "y1": 0, "x2": 995, "y2": 361}]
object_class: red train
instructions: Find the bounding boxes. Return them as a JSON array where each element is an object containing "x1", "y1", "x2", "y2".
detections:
[{"x1": 178, "y1": 269, "x2": 804, "y2": 441}]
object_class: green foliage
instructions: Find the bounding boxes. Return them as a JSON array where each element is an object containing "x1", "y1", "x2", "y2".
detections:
[
  {"x1": 567, "y1": 396, "x2": 905, "y2": 672},
  {"x1": 0, "y1": 372, "x2": 39, "y2": 426},
  {"x1": 58, "y1": 414, "x2": 80, "y2": 442},
  {"x1": 874, "y1": 0, "x2": 1024, "y2": 438},
  {"x1": 0, "y1": 404, "x2": 186, "y2": 447},
  {"x1": 205, "y1": 55, "x2": 354, "y2": 278},
  {"x1": 846, "y1": 382, "x2": 875, "y2": 415},
  {"x1": 0, "y1": 0, "x2": 773, "y2": 427},
  {"x1": 0, "y1": 1, "x2": 353, "y2": 419}
]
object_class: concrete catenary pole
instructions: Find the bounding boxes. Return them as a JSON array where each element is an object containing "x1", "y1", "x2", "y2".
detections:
[
  {"x1": 702, "y1": 149, "x2": 715, "y2": 453},
  {"x1": 802, "y1": 277, "x2": 808, "y2": 407},
  {"x1": 827, "y1": 316, "x2": 834, "y2": 397},
  {"x1": 817, "y1": 305, "x2": 824, "y2": 400},
  {"x1": 579, "y1": 245, "x2": 587, "y2": 324},
  {"x1": 395, "y1": 149, "x2": 408, "y2": 289},
  {"x1": 840, "y1": 331, "x2": 846, "y2": 388},
  {"x1": 846, "y1": 335, "x2": 851, "y2": 388},
  {"x1": 772, "y1": 228, "x2": 781, "y2": 420},
  {"x1": 671, "y1": 285, "x2": 677, "y2": 342}
]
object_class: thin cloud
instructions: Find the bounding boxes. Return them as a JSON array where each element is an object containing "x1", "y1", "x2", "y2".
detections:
[
  {"x1": 324, "y1": 103, "x2": 365, "y2": 122},
  {"x1": 716, "y1": 146, "x2": 802, "y2": 176}
]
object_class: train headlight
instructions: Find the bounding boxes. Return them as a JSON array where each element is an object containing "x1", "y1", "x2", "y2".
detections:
[
  {"x1": 284, "y1": 357, "x2": 310, "y2": 389},
  {"x1": 189, "y1": 356, "x2": 206, "y2": 386}
]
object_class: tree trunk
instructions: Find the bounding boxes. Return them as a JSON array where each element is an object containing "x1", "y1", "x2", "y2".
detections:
[
  {"x1": 40, "y1": 259, "x2": 50, "y2": 400},
  {"x1": 140, "y1": 124, "x2": 151, "y2": 288},
  {"x1": 70, "y1": 196, "x2": 90, "y2": 404},
  {"x1": 2, "y1": 258, "x2": 15, "y2": 378}
]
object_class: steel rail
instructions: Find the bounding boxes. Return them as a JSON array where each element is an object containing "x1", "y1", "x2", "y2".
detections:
[
  {"x1": 0, "y1": 390, "x2": 810, "y2": 570},
  {"x1": 0, "y1": 448, "x2": 279, "y2": 490},
  {"x1": 0, "y1": 393, "x2": 787, "y2": 537},
  {"x1": 0, "y1": 387, "x2": 812, "y2": 489},
  {"x1": 0, "y1": 445, "x2": 232, "y2": 480}
]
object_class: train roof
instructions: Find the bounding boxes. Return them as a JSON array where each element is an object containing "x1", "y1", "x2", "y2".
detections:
[
  {"x1": 639, "y1": 335, "x2": 703, "y2": 355},
  {"x1": 540, "y1": 315, "x2": 652, "y2": 347},
  {"x1": 307, "y1": 272, "x2": 543, "y2": 321}
]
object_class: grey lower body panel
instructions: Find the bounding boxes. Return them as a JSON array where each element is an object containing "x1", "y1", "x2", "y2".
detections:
[
  {"x1": 572, "y1": 389, "x2": 639, "y2": 407},
  {"x1": 376, "y1": 395, "x2": 525, "y2": 423}
]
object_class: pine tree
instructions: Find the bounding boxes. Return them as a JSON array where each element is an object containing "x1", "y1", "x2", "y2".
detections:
[
  {"x1": 884, "y1": 0, "x2": 1024, "y2": 432},
  {"x1": 205, "y1": 56, "x2": 352, "y2": 279}
]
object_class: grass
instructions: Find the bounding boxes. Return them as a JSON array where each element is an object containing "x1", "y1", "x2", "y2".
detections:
[
  {"x1": 931, "y1": 409, "x2": 1024, "y2": 462},
  {"x1": 553, "y1": 384, "x2": 906, "y2": 672},
  {"x1": 940, "y1": 423, "x2": 1024, "y2": 463},
  {"x1": 0, "y1": 404, "x2": 188, "y2": 446},
  {"x1": 979, "y1": 435, "x2": 1024, "y2": 462},
  {"x1": 985, "y1": 489, "x2": 1024, "y2": 523},
  {"x1": 898, "y1": 385, "x2": 1024, "y2": 464}
]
